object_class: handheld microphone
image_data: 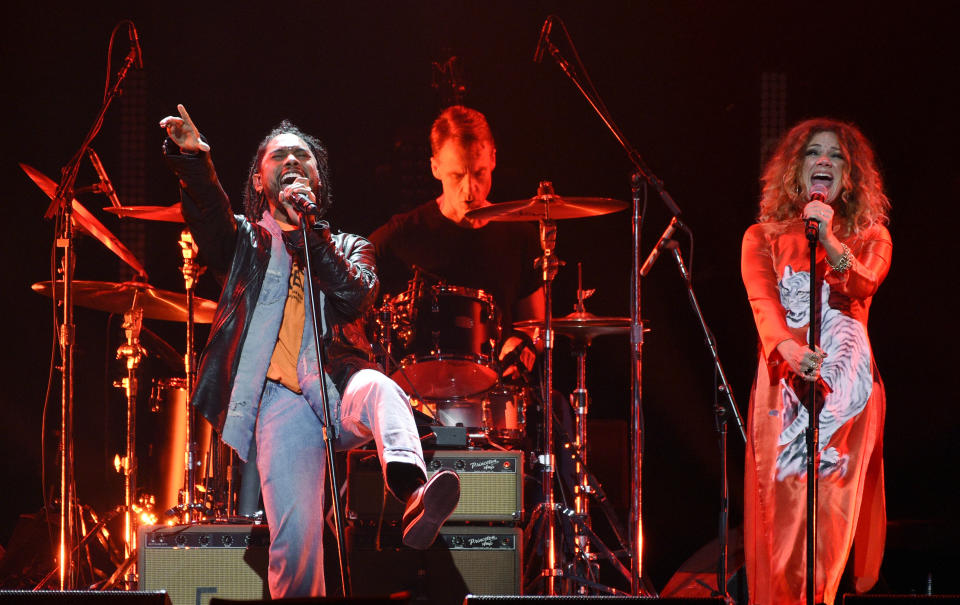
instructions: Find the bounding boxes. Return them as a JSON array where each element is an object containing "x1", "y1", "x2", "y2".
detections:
[
  {"x1": 289, "y1": 192, "x2": 323, "y2": 216},
  {"x1": 809, "y1": 183, "x2": 829, "y2": 203},
  {"x1": 805, "y1": 183, "x2": 829, "y2": 236},
  {"x1": 533, "y1": 17, "x2": 553, "y2": 63},
  {"x1": 640, "y1": 216, "x2": 682, "y2": 277},
  {"x1": 87, "y1": 148, "x2": 122, "y2": 209},
  {"x1": 281, "y1": 174, "x2": 323, "y2": 216}
]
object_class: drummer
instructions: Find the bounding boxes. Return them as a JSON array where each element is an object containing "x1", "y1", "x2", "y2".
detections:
[{"x1": 369, "y1": 105, "x2": 544, "y2": 374}]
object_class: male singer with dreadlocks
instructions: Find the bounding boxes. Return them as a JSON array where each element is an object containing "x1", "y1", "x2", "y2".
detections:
[{"x1": 160, "y1": 104, "x2": 460, "y2": 598}]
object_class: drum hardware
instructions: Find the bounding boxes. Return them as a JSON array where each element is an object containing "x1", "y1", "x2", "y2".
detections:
[
  {"x1": 512, "y1": 265, "x2": 636, "y2": 595},
  {"x1": 174, "y1": 229, "x2": 202, "y2": 523},
  {"x1": 21, "y1": 163, "x2": 149, "y2": 279},
  {"x1": 467, "y1": 180, "x2": 626, "y2": 596},
  {"x1": 115, "y1": 305, "x2": 146, "y2": 562},
  {"x1": 31, "y1": 275, "x2": 218, "y2": 584},
  {"x1": 24, "y1": 35, "x2": 144, "y2": 585},
  {"x1": 534, "y1": 14, "x2": 702, "y2": 595},
  {"x1": 24, "y1": 152, "x2": 149, "y2": 587}
]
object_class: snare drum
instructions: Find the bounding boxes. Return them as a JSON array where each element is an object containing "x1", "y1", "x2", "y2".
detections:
[
  {"x1": 482, "y1": 384, "x2": 528, "y2": 444},
  {"x1": 389, "y1": 284, "x2": 501, "y2": 399},
  {"x1": 419, "y1": 384, "x2": 528, "y2": 446}
]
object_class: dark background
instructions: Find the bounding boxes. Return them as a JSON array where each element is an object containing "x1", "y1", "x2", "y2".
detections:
[{"x1": 2, "y1": 0, "x2": 957, "y2": 595}]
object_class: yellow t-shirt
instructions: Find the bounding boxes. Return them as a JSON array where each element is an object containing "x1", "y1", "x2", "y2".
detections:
[{"x1": 266, "y1": 262, "x2": 305, "y2": 393}]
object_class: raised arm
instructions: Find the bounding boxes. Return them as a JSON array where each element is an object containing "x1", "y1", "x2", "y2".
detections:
[{"x1": 159, "y1": 104, "x2": 238, "y2": 272}]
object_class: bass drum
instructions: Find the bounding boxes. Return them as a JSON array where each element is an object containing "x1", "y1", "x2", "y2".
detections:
[{"x1": 388, "y1": 284, "x2": 501, "y2": 399}]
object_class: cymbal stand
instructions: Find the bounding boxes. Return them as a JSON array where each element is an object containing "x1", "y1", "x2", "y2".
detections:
[
  {"x1": 53, "y1": 200, "x2": 78, "y2": 590},
  {"x1": 115, "y1": 304, "x2": 145, "y2": 585},
  {"x1": 539, "y1": 18, "x2": 683, "y2": 593},
  {"x1": 177, "y1": 230, "x2": 201, "y2": 522},
  {"x1": 525, "y1": 181, "x2": 562, "y2": 595},
  {"x1": 42, "y1": 22, "x2": 142, "y2": 588},
  {"x1": 556, "y1": 268, "x2": 633, "y2": 593}
]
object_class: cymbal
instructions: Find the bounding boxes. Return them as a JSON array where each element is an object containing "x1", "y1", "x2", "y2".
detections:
[
  {"x1": 32, "y1": 280, "x2": 216, "y2": 324},
  {"x1": 465, "y1": 195, "x2": 627, "y2": 222},
  {"x1": 104, "y1": 203, "x2": 184, "y2": 223},
  {"x1": 20, "y1": 163, "x2": 148, "y2": 278},
  {"x1": 514, "y1": 311, "x2": 631, "y2": 340}
]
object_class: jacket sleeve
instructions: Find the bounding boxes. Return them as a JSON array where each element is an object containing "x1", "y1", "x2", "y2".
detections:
[
  {"x1": 741, "y1": 224, "x2": 794, "y2": 364},
  {"x1": 162, "y1": 139, "x2": 238, "y2": 273},
  {"x1": 286, "y1": 223, "x2": 379, "y2": 321},
  {"x1": 825, "y1": 224, "x2": 892, "y2": 299}
]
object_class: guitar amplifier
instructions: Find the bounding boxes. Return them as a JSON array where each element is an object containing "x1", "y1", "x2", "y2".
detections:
[
  {"x1": 138, "y1": 524, "x2": 269, "y2": 605},
  {"x1": 347, "y1": 525, "x2": 522, "y2": 604},
  {"x1": 346, "y1": 449, "x2": 523, "y2": 522}
]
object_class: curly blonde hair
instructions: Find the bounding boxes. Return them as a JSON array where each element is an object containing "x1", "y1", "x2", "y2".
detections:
[{"x1": 758, "y1": 118, "x2": 889, "y2": 234}]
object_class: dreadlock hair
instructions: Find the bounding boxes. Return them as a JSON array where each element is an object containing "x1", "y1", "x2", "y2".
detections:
[
  {"x1": 758, "y1": 117, "x2": 889, "y2": 234},
  {"x1": 242, "y1": 120, "x2": 333, "y2": 222}
]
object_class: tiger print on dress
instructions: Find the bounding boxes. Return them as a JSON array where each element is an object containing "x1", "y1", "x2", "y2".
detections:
[{"x1": 774, "y1": 265, "x2": 873, "y2": 481}]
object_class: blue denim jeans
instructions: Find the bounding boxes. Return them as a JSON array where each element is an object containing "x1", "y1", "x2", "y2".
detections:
[{"x1": 255, "y1": 369, "x2": 425, "y2": 597}]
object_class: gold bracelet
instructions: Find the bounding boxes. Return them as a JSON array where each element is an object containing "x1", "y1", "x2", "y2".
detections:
[{"x1": 829, "y1": 243, "x2": 853, "y2": 273}]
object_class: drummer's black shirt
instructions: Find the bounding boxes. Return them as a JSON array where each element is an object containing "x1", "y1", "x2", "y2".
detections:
[{"x1": 369, "y1": 200, "x2": 541, "y2": 331}]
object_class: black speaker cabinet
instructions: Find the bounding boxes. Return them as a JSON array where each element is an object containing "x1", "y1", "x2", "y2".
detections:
[
  {"x1": 347, "y1": 449, "x2": 523, "y2": 522},
  {"x1": 0, "y1": 592, "x2": 171, "y2": 603},
  {"x1": 137, "y1": 524, "x2": 269, "y2": 605},
  {"x1": 347, "y1": 525, "x2": 521, "y2": 605}
]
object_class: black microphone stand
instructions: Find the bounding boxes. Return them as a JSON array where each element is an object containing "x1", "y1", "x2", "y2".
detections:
[
  {"x1": 297, "y1": 215, "x2": 350, "y2": 597},
  {"x1": 540, "y1": 18, "x2": 680, "y2": 594},
  {"x1": 44, "y1": 28, "x2": 141, "y2": 590},
  {"x1": 664, "y1": 239, "x2": 746, "y2": 603},
  {"x1": 804, "y1": 220, "x2": 822, "y2": 605}
]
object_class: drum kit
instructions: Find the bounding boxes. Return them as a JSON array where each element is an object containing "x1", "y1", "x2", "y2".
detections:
[
  {"x1": 22, "y1": 163, "x2": 227, "y2": 587},
  {"x1": 27, "y1": 152, "x2": 637, "y2": 594},
  {"x1": 375, "y1": 181, "x2": 638, "y2": 595}
]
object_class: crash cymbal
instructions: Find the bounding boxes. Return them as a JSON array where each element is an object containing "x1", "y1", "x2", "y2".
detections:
[
  {"x1": 32, "y1": 280, "x2": 216, "y2": 324},
  {"x1": 20, "y1": 163, "x2": 148, "y2": 278},
  {"x1": 465, "y1": 195, "x2": 627, "y2": 222},
  {"x1": 104, "y1": 203, "x2": 184, "y2": 223},
  {"x1": 514, "y1": 311, "x2": 631, "y2": 339}
]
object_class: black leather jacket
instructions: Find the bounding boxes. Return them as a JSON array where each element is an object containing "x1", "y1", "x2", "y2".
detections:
[{"x1": 163, "y1": 143, "x2": 379, "y2": 431}]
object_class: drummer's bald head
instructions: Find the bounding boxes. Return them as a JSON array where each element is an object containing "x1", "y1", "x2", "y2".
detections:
[{"x1": 430, "y1": 106, "x2": 495, "y2": 156}]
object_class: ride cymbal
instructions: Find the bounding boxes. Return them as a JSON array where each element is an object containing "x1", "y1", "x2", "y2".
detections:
[
  {"x1": 104, "y1": 204, "x2": 184, "y2": 223},
  {"x1": 514, "y1": 311, "x2": 631, "y2": 340},
  {"x1": 32, "y1": 280, "x2": 216, "y2": 324},
  {"x1": 465, "y1": 195, "x2": 627, "y2": 222}
]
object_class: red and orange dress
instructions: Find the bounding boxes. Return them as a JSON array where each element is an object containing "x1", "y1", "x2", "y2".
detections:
[{"x1": 741, "y1": 219, "x2": 891, "y2": 605}]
